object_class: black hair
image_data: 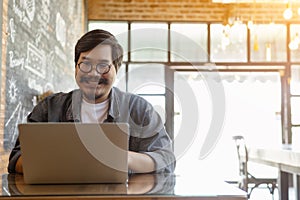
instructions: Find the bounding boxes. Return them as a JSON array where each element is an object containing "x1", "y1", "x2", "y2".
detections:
[{"x1": 74, "y1": 29, "x2": 123, "y2": 72}]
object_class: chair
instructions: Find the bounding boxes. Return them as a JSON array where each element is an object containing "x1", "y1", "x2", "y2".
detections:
[{"x1": 232, "y1": 135, "x2": 277, "y2": 198}]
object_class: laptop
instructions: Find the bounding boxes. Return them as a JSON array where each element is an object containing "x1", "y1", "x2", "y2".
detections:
[{"x1": 18, "y1": 123, "x2": 129, "y2": 184}]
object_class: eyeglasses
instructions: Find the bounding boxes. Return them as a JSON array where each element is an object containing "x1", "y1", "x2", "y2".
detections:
[{"x1": 78, "y1": 62, "x2": 112, "y2": 74}]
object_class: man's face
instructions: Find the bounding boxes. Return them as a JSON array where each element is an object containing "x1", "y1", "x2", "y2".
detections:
[{"x1": 75, "y1": 44, "x2": 116, "y2": 103}]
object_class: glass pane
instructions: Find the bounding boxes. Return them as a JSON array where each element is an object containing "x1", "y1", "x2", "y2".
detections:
[
  {"x1": 292, "y1": 127, "x2": 300, "y2": 148},
  {"x1": 291, "y1": 65, "x2": 300, "y2": 95},
  {"x1": 88, "y1": 21, "x2": 128, "y2": 61},
  {"x1": 210, "y1": 23, "x2": 247, "y2": 62},
  {"x1": 131, "y1": 23, "x2": 168, "y2": 62},
  {"x1": 290, "y1": 24, "x2": 300, "y2": 62},
  {"x1": 170, "y1": 23, "x2": 208, "y2": 62},
  {"x1": 250, "y1": 24, "x2": 287, "y2": 62},
  {"x1": 114, "y1": 64, "x2": 126, "y2": 92},
  {"x1": 127, "y1": 64, "x2": 165, "y2": 94},
  {"x1": 174, "y1": 71, "x2": 281, "y2": 180},
  {"x1": 291, "y1": 97, "x2": 300, "y2": 125},
  {"x1": 140, "y1": 95, "x2": 166, "y2": 124}
]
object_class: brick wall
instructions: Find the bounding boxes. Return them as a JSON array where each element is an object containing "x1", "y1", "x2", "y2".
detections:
[
  {"x1": 87, "y1": 0, "x2": 300, "y2": 23},
  {"x1": 1, "y1": 0, "x2": 9, "y2": 176}
]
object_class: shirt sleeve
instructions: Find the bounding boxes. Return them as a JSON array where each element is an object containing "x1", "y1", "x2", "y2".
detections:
[
  {"x1": 128, "y1": 96, "x2": 176, "y2": 173},
  {"x1": 142, "y1": 129, "x2": 176, "y2": 173},
  {"x1": 7, "y1": 99, "x2": 49, "y2": 173},
  {"x1": 7, "y1": 138, "x2": 21, "y2": 173}
]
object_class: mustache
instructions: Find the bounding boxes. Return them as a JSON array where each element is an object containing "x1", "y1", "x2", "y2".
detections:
[{"x1": 80, "y1": 76, "x2": 109, "y2": 85}]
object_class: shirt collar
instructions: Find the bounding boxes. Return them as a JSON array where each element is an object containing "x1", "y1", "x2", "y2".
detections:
[
  {"x1": 65, "y1": 89, "x2": 82, "y2": 122},
  {"x1": 107, "y1": 87, "x2": 121, "y2": 121},
  {"x1": 66, "y1": 88, "x2": 121, "y2": 122}
]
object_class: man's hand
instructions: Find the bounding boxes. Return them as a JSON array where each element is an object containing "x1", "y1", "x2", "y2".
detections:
[
  {"x1": 15, "y1": 156, "x2": 23, "y2": 174},
  {"x1": 127, "y1": 173, "x2": 155, "y2": 194},
  {"x1": 128, "y1": 151, "x2": 155, "y2": 173}
]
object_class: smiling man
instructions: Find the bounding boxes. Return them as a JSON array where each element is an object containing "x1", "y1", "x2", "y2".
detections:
[{"x1": 8, "y1": 29, "x2": 176, "y2": 174}]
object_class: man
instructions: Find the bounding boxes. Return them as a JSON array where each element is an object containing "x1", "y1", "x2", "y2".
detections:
[{"x1": 8, "y1": 29, "x2": 175, "y2": 174}]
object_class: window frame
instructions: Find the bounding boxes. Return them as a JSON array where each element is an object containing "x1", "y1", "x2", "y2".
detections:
[{"x1": 88, "y1": 20, "x2": 299, "y2": 145}]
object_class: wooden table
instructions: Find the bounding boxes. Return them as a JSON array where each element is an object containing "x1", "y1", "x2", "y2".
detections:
[
  {"x1": 248, "y1": 145, "x2": 300, "y2": 200},
  {"x1": 0, "y1": 172, "x2": 247, "y2": 200}
]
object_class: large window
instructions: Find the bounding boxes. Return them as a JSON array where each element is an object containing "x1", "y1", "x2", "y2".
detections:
[
  {"x1": 174, "y1": 71, "x2": 281, "y2": 179},
  {"x1": 88, "y1": 21, "x2": 294, "y2": 180}
]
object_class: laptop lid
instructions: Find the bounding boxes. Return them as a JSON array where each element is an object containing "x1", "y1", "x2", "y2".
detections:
[{"x1": 18, "y1": 123, "x2": 129, "y2": 184}]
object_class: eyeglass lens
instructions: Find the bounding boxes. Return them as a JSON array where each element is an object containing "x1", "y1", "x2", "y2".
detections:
[{"x1": 78, "y1": 62, "x2": 110, "y2": 74}]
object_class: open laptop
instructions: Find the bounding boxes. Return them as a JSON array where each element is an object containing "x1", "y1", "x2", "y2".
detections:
[{"x1": 18, "y1": 123, "x2": 129, "y2": 184}]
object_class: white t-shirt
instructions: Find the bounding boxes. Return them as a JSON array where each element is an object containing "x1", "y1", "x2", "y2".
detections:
[{"x1": 81, "y1": 99, "x2": 109, "y2": 123}]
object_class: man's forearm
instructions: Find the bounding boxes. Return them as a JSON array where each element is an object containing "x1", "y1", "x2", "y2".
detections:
[{"x1": 128, "y1": 151, "x2": 155, "y2": 173}]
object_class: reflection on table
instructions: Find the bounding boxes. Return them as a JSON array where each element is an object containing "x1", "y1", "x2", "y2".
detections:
[
  {"x1": 1, "y1": 172, "x2": 247, "y2": 199},
  {"x1": 2, "y1": 173, "x2": 175, "y2": 196}
]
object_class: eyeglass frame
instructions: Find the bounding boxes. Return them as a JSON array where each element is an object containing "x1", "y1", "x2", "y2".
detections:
[{"x1": 77, "y1": 61, "x2": 112, "y2": 74}]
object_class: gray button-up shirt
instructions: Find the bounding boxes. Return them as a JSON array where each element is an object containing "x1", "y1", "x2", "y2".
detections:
[{"x1": 8, "y1": 87, "x2": 175, "y2": 173}]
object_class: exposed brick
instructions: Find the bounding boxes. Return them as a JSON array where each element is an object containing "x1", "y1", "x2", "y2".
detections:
[
  {"x1": 0, "y1": 0, "x2": 9, "y2": 176},
  {"x1": 87, "y1": 0, "x2": 300, "y2": 23}
]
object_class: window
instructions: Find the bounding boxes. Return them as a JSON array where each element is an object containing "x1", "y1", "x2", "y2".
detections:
[
  {"x1": 88, "y1": 21, "x2": 128, "y2": 61},
  {"x1": 127, "y1": 64, "x2": 165, "y2": 94},
  {"x1": 290, "y1": 65, "x2": 300, "y2": 96},
  {"x1": 291, "y1": 97, "x2": 300, "y2": 125},
  {"x1": 113, "y1": 64, "x2": 126, "y2": 92},
  {"x1": 290, "y1": 25, "x2": 300, "y2": 62},
  {"x1": 210, "y1": 23, "x2": 247, "y2": 62},
  {"x1": 174, "y1": 71, "x2": 282, "y2": 179},
  {"x1": 292, "y1": 127, "x2": 300, "y2": 148},
  {"x1": 131, "y1": 23, "x2": 168, "y2": 62},
  {"x1": 88, "y1": 21, "x2": 290, "y2": 180},
  {"x1": 127, "y1": 63, "x2": 166, "y2": 122},
  {"x1": 290, "y1": 65, "x2": 300, "y2": 146},
  {"x1": 250, "y1": 24, "x2": 287, "y2": 62},
  {"x1": 170, "y1": 23, "x2": 208, "y2": 62}
]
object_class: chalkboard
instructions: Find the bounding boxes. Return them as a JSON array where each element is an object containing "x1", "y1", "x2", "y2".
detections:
[{"x1": 3, "y1": 0, "x2": 84, "y2": 150}]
